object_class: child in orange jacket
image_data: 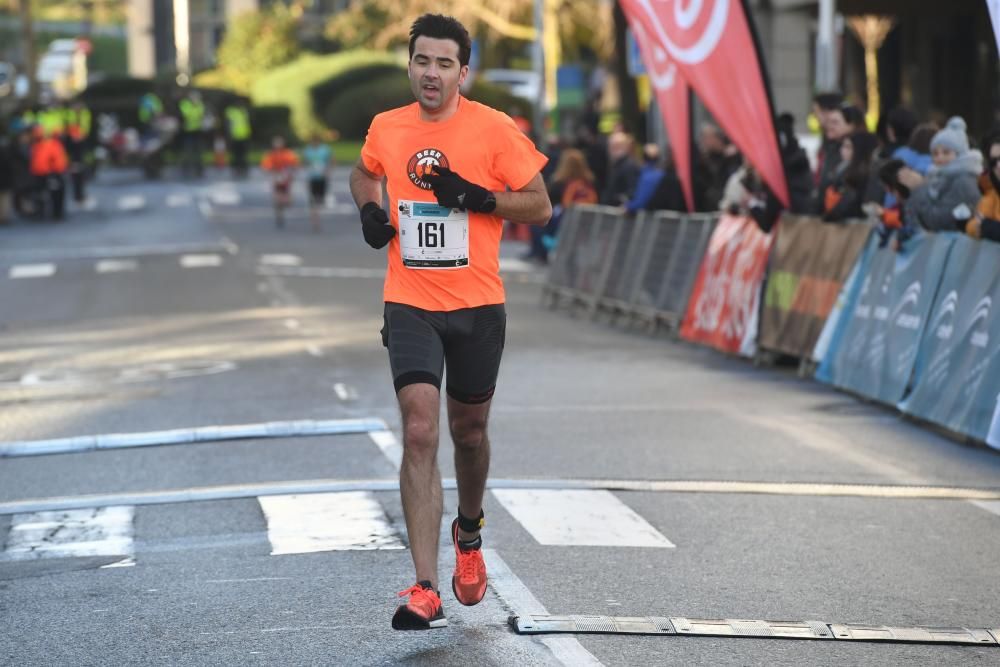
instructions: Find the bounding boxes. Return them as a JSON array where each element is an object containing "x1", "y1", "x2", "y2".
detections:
[{"x1": 261, "y1": 136, "x2": 299, "y2": 228}]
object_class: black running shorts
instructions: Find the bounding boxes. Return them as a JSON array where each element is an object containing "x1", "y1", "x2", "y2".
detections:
[
  {"x1": 381, "y1": 302, "x2": 506, "y2": 404},
  {"x1": 308, "y1": 177, "x2": 327, "y2": 203}
]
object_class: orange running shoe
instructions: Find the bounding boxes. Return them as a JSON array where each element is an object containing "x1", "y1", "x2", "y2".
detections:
[
  {"x1": 392, "y1": 581, "x2": 447, "y2": 630},
  {"x1": 451, "y1": 518, "x2": 487, "y2": 606}
]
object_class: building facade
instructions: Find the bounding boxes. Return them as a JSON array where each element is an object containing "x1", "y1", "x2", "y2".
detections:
[{"x1": 749, "y1": 0, "x2": 999, "y2": 136}]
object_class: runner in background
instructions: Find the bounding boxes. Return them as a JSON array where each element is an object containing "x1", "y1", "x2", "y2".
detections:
[
  {"x1": 261, "y1": 136, "x2": 299, "y2": 228},
  {"x1": 302, "y1": 134, "x2": 334, "y2": 233},
  {"x1": 349, "y1": 13, "x2": 550, "y2": 631}
]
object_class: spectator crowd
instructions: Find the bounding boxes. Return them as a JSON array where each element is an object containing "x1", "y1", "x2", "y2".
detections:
[{"x1": 522, "y1": 92, "x2": 1000, "y2": 263}]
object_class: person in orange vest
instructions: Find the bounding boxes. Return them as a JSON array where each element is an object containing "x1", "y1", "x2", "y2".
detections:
[
  {"x1": 30, "y1": 126, "x2": 70, "y2": 220},
  {"x1": 260, "y1": 135, "x2": 299, "y2": 228}
]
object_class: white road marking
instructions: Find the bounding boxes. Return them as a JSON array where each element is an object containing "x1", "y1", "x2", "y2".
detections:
[
  {"x1": 198, "y1": 200, "x2": 213, "y2": 218},
  {"x1": 332, "y1": 383, "x2": 357, "y2": 401},
  {"x1": 257, "y1": 266, "x2": 383, "y2": 279},
  {"x1": 498, "y1": 257, "x2": 537, "y2": 273},
  {"x1": 81, "y1": 196, "x2": 98, "y2": 211},
  {"x1": 368, "y1": 430, "x2": 403, "y2": 471},
  {"x1": 0, "y1": 417, "x2": 388, "y2": 458},
  {"x1": 0, "y1": 242, "x2": 232, "y2": 261},
  {"x1": 260, "y1": 254, "x2": 303, "y2": 267},
  {"x1": 180, "y1": 254, "x2": 222, "y2": 268},
  {"x1": 96, "y1": 259, "x2": 138, "y2": 274},
  {"x1": 484, "y1": 549, "x2": 604, "y2": 666},
  {"x1": 3, "y1": 506, "x2": 134, "y2": 561},
  {"x1": 221, "y1": 237, "x2": 240, "y2": 255},
  {"x1": 971, "y1": 500, "x2": 1000, "y2": 517},
  {"x1": 258, "y1": 492, "x2": 404, "y2": 554},
  {"x1": 9, "y1": 263, "x2": 55, "y2": 279},
  {"x1": 305, "y1": 345, "x2": 323, "y2": 357},
  {"x1": 492, "y1": 489, "x2": 675, "y2": 547},
  {"x1": 166, "y1": 193, "x2": 193, "y2": 207},
  {"x1": 283, "y1": 318, "x2": 300, "y2": 330},
  {"x1": 7, "y1": 478, "x2": 999, "y2": 516},
  {"x1": 118, "y1": 195, "x2": 146, "y2": 211},
  {"x1": 205, "y1": 577, "x2": 291, "y2": 584},
  {"x1": 211, "y1": 191, "x2": 241, "y2": 206}
]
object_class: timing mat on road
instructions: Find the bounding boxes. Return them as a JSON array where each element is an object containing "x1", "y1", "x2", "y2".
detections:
[{"x1": 511, "y1": 614, "x2": 1000, "y2": 646}]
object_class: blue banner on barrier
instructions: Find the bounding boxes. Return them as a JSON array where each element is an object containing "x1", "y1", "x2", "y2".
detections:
[
  {"x1": 901, "y1": 236, "x2": 1000, "y2": 443},
  {"x1": 816, "y1": 232, "x2": 955, "y2": 405}
]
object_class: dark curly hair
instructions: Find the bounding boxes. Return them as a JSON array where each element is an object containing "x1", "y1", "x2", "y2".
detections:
[{"x1": 409, "y1": 14, "x2": 472, "y2": 67}]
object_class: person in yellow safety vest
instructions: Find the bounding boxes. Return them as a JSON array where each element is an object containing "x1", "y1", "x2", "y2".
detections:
[
  {"x1": 224, "y1": 102, "x2": 252, "y2": 178},
  {"x1": 178, "y1": 91, "x2": 206, "y2": 179},
  {"x1": 65, "y1": 101, "x2": 92, "y2": 203},
  {"x1": 38, "y1": 105, "x2": 66, "y2": 138}
]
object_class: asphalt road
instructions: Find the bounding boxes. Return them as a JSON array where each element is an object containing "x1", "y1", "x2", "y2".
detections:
[{"x1": 1, "y1": 166, "x2": 999, "y2": 667}]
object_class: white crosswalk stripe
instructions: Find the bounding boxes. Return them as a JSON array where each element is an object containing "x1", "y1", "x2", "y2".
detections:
[
  {"x1": 96, "y1": 259, "x2": 139, "y2": 274},
  {"x1": 259, "y1": 254, "x2": 303, "y2": 267},
  {"x1": 3, "y1": 506, "x2": 135, "y2": 561},
  {"x1": 166, "y1": 193, "x2": 193, "y2": 208},
  {"x1": 180, "y1": 254, "x2": 223, "y2": 268},
  {"x1": 118, "y1": 195, "x2": 146, "y2": 211},
  {"x1": 258, "y1": 492, "x2": 404, "y2": 555},
  {"x1": 9, "y1": 263, "x2": 56, "y2": 279},
  {"x1": 492, "y1": 488, "x2": 675, "y2": 548}
]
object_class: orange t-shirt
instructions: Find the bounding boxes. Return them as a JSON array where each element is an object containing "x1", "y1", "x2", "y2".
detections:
[
  {"x1": 261, "y1": 148, "x2": 299, "y2": 171},
  {"x1": 361, "y1": 99, "x2": 548, "y2": 311}
]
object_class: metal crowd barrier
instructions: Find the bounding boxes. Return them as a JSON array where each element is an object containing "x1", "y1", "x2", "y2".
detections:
[{"x1": 543, "y1": 205, "x2": 720, "y2": 331}]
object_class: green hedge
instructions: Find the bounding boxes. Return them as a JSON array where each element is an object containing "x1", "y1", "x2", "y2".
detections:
[
  {"x1": 318, "y1": 71, "x2": 411, "y2": 140},
  {"x1": 319, "y1": 70, "x2": 533, "y2": 140},
  {"x1": 309, "y1": 62, "x2": 405, "y2": 118},
  {"x1": 251, "y1": 50, "x2": 402, "y2": 141}
]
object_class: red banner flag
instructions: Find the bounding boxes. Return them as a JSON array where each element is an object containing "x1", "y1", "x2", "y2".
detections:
[
  {"x1": 625, "y1": 14, "x2": 695, "y2": 212},
  {"x1": 619, "y1": 0, "x2": 789, "y2": 207}
]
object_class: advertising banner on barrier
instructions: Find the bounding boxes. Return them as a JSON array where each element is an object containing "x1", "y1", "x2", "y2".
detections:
[
  {"x1": 901, "y1": 236, "x2": 1000, "y2": 443},
  {"x1": 817, "y1": 232, "x2": 955, "y2": 405},
  {"x1": 760, "y1": 217, "x2": 872, "y2": 358},
  {"x1": 680, "y1": 214, "x2": 773, "y2": 356}
]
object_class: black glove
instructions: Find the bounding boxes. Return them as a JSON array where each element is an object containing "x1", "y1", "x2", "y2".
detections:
[
  {"x1": 360, "y1": 202, "x2": 396, "y2": 249},
  {"x1": 423, "y1": 166, "x2": 496, "y2": 213}
]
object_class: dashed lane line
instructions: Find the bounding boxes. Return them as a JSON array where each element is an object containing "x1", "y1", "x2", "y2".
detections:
[
  {"x1": 9, "y1": 263, "x2": 56, "y2": 279},
  {"x1": 0, "y1": 241, "x2": 235, "y2": 261},
  {"x1": 95, "y1": 259, "x2": 138, "y2": 274},
  {"x1": 259, "y1": 254, "x2": 303, "y2": 267},
  {"x1": 180, "y1": 253, "x2": 223, "y2": 268}
]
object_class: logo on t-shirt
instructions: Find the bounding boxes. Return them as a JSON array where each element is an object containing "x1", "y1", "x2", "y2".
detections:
[{"x1": 407, "y1": 148, "x2": 450, "y2": 190}]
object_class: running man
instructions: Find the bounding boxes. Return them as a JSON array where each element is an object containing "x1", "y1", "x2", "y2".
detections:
[
  {"x1": 349, "y1": 14, "x2": 551, "y2": 631},
  {"x1": 260, "y1": 136, "x2": 299, "y2": 228},
  {"x1": 302, "y1": 134, "x2": 333, "y2": 233}
]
